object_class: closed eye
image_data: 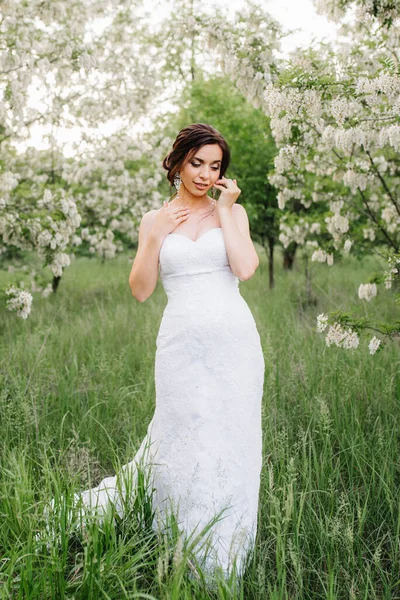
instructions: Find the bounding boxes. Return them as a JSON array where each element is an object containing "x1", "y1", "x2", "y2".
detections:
[{"x1": 191, "y1": 162, "x2": 220, "y2": 171}]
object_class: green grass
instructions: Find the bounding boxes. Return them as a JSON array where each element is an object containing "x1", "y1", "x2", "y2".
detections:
[{"x1": 0, "y1": 247, "x2": 399, "y2": 599}]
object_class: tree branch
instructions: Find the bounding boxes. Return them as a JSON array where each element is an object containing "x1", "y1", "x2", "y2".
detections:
[
  {"x1": 365, "y1": 149, "x2": 400, "y2": 218},
  {"x1": 358, "y1": 186, "x2": 399, "y2": 252}
]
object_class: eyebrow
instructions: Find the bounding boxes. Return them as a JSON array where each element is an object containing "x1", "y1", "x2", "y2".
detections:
[{"x1": 192, "y1": 156, "x2": 222, "y2": 164}]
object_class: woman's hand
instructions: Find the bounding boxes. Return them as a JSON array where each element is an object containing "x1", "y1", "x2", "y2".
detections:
[
  {"x1": 150, "y1": 201, "x2": 190, "y2": 239},
  {"x1": 213, "y1": 177, "x2": 241, "y2": 210}
]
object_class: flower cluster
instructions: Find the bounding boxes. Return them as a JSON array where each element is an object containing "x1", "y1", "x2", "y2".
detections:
[
  {"x1": 325, "y1": 322, "x2": 360, "y2": 349},
  {"x1": 279, "y1": 219, "x2": 321, "y2": 249},
  {"x1": 383, "y1": 255, "x2": 400, "y2": 289},
  {"x1": 358, "y1": 283, "x2": 377, "y2": 301},
  {"x1": 312, "y1": 249, "x2": 334, "y2": 266},
  {"x1": 368, "y1": 336, "x2": 382, "y2": 355},
  {"x1": 317, "y1": 313, "x2": 329, "y2": 333},
  {"x1": 5, "y1": 285, "x2": 33, "y2": 319},
  {"x1": 317, "y1": 314, "x2": 385, "y2": 355}
]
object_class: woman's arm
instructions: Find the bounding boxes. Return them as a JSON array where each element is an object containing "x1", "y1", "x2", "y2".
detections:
[
  {"x1": 128, "y1": 210, "x2": 164, "y2": 302},
  {"x1": 219, "y1": 203, "x2": 259, "y2": 281},
  {"x1": 213, "y1": 177, "x2": 259, "y2": 281}
]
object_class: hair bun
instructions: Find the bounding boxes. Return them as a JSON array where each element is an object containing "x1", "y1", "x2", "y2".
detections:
[{"x1": 162, "y1": 123, "x2": 230, "y2": 187}]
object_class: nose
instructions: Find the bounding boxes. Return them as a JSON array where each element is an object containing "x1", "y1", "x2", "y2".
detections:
[{"x1": 199, "y1": 166, "x2": 210, "y2": 181}]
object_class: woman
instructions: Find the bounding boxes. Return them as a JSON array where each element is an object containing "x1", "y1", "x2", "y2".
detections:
[{"x1": 77, "y1": 123, "x2": 264, "y2": 584}]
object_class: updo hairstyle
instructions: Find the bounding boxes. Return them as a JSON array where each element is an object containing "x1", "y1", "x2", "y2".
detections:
[{"x1": 162, "y1": 123, "x2": 231, "y2": 191}]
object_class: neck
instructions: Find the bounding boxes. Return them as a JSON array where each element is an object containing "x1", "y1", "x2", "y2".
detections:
[{"x1": 175, "y1": 186, "x2": 212, "y2": 210}]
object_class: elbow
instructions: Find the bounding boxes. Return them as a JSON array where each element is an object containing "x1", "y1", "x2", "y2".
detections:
[
  {"x1": 129, "y1": 280, "x2": 146, "y2": 303},
  {"x1": 236, "y1": 257, "x2": 259, "y2": 282},
  {"x1": 129, "y1": 278, "x2": 153, "y2": 303},
  {"x1": 238, "y1": 270, "x2": 255, "y2": 282},
  {"x1": 132, "y1": 291, "x2": 147, "y2": 303},
  {"x1": 133, "y1": 292, "x2": 146, "y2": 303},
  {"x1": 131, "y1": 289, "x2": 147, "y2": 303}
]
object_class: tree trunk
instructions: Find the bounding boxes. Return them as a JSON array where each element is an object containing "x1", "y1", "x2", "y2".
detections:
[
  {"x1": 283, "y1": 245, "x2": 297, "y2": 270},
  {"x1": 304, "y1": 254, "x2": 311, "y2": 305},
  {"x1": 268, "y1": 236, "x2": 274, "y2": 289},
  {"x1": 52, "y1": 275, "x2": 61, "y2": 293},
  {"x1": 303, "y1": 253, "x2": 316, "y2": 306}
]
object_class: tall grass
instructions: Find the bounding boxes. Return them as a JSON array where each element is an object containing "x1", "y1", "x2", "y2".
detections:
[{"x1": 0, "y1": 247, "x2": 399, "y2": 599}]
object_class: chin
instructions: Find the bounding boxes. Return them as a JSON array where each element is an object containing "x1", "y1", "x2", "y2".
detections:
[{"x1": 192, "y1": 185, "x2": 210, "y2": 195}]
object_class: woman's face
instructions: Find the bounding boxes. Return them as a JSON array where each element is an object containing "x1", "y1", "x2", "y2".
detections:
[{"x1": 179, "y1": 144, "x2": 223, "y2": 196}]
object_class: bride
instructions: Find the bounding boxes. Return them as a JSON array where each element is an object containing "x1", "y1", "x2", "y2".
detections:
[{"x1": 51, "y1": 123, "x2": 265, "y2": 586}]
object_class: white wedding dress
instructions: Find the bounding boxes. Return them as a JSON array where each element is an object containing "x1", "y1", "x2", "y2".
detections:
[{"x1": 71, "y1": 227, "x2": 265, "y2": 582}]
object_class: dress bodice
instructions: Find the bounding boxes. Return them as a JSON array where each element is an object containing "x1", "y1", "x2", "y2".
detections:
[{"x1": 159, "y1": 228, "x2": 240, "y2": 304}]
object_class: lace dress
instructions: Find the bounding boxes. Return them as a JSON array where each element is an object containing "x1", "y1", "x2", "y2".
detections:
[{"x1": 75, "y1": 227, "x2": 265, "y2": 582}]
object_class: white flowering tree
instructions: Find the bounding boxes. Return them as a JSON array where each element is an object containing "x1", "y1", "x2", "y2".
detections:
[
  {"x1": 205, "y1": 1, "x2": 281, "y2": 107},
  {"x1": 1, "y1": 0, "x2": 163, "y2": 318},
  {"x1": 314, "y1": 0, "x2": 399, "y2": 28},
  {"x1": 267, "y1": 6, "x2": 400, "y2": 352},
  {"x1": 1, "y1": 142, "x2": 83, "y2": 310},
  {"x1": 209, "y1": 0, "x2": 400, "y2": 352},
  {"x1": 61, "y1": 133, "x2": 169, "y2": 262}
]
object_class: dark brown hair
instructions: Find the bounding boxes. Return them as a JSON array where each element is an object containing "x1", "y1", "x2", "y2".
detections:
[{"x1": 162, "y1": 123, "x2": 230, "y2": 187}]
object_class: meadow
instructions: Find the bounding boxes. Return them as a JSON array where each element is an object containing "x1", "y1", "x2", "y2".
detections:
[{"x1": 0, "y1": 245, "x2": 399, "y2": 599}]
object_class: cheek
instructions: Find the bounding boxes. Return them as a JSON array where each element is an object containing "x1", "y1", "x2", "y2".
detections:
[{"x1": 181, "y1": 164, "x2": 196, "y2": 180}]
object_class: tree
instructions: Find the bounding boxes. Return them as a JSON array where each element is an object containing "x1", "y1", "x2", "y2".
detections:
[
  {"x1": 164, "y1": 73, "x2": 279, "y2": 287},
  {"x1": 1, "y1": 0, "x2": 161, "y2": 317},
  {"x1": 206, "y1": 0, "x2": 400, "y2": 351}
]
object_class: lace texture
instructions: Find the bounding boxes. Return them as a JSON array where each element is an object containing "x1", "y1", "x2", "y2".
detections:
[{"x1": 72, "y1": 227, "x2": 265, "y2": 583}]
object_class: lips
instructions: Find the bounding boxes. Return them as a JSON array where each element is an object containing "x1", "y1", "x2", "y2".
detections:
[{"x1": 194, "y1": 182, "x2": 208, "y2": 190}]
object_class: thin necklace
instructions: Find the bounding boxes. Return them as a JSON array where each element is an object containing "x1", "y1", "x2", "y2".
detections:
[{"x1": 175, "y1": 197, "x2": 216, "y2": 237}]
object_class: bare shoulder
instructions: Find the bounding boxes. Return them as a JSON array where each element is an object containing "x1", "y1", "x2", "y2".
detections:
[
  {"x1": 139, "y1": 209, "x2": 159, "y2": 233},
  {"x1": 141, "y1": 208, "x2": 159, "y2": 223},
  {"x1": 232, "y1": 203, "x2": 248, "y2": 218}
]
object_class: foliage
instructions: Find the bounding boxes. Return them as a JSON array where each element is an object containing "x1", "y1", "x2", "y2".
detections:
[
  {"x1": 167, "y1": 74, "x2": 278, "y2": 244},
  {"x1": 1, "y1": 250, "x2": 399, "y2": 596},
  {"x1": 0, "y1": 0, "x2": 163, "y2": 313},
  {"x1": 211, "y1": 0, "x2": 400, "y2": 349}
]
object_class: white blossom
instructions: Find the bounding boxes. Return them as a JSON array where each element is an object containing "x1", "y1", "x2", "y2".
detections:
[
  {"x1": 312, "y1": 249, "x2": 327, "y2": 263},
  {"x1": 368, "y1": 336, "x2": 381, "y2": 355},
  {"x1": 325, "y1": 323, "x2": 359, "y2": 349},
  {"x1": 274, "y1": 146, "x2": 300, "y2": 174},
  {"x1": 5, "y1": 286, "x2": 33, "y2": 319},
  {"x1": 41, "y1": 284, "x2": 53, "y2": 298},
  {"x1": 343, "y1": 239, "x2": 353, "y2": 254},
  {"x1": 310, "y1": 222, "x2": 321, "y2": 234},
  {"x1": 50, "y1": 253, "x2": 71, "y2": 277},
  {"x1": 363, "y1": 228, "x2": 376, "y2": 241},
  {"x1": 358, "y1": 283, "x2": 377, "y2": 301},
  {"x1": 317, "y1": 313, "x2": 329, "y2": 332},
  {"x1": 383, "y1": 256, "x2": 400, "y2": 289},
  {"x1": 0, "y1": 171, "x2": 19, "y2": 193}
]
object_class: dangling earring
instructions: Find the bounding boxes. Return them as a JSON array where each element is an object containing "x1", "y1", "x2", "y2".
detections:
[
  {"x1": 211, "y1": 186, "x2": 217, "y2": 201},
  {"x1": 173, "y1": 172, "x2": 181, "y2": 197}
]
